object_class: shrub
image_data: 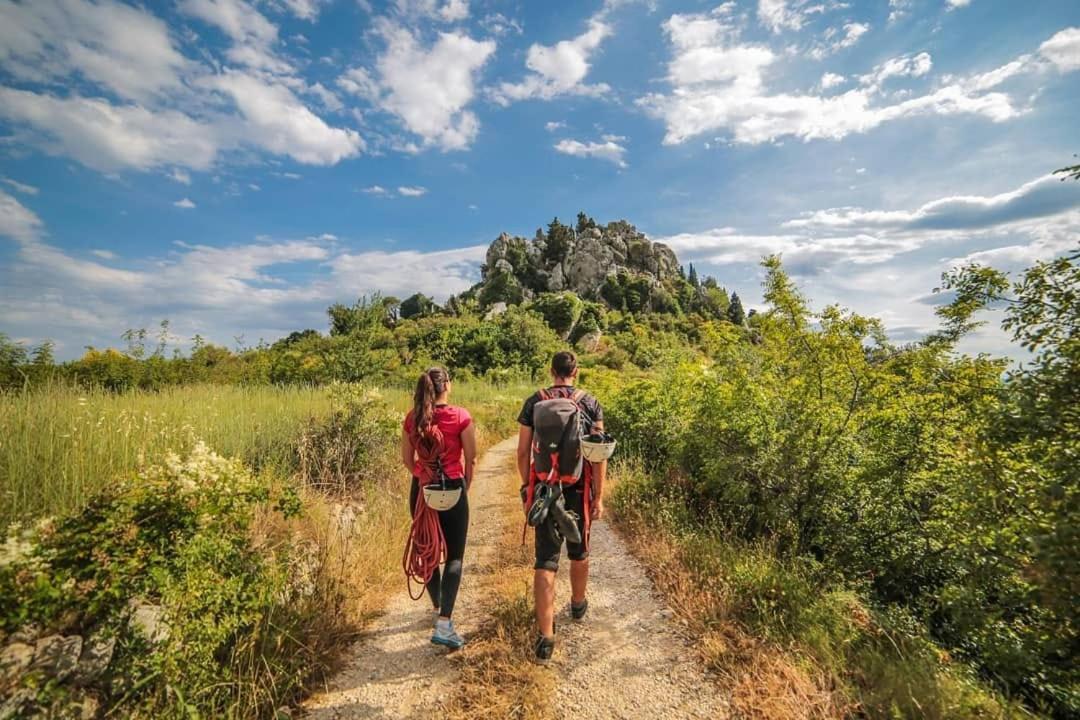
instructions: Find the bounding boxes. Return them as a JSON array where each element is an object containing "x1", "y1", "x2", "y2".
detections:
[{"x1": 0, "y1": 442, "x2": 319, "y2": 718}]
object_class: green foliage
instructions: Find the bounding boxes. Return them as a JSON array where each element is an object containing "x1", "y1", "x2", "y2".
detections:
[
  {"x1": 531, "y1": 292, "x2": 584, "y2": 337},
  {"x1": 0, "y1": 443, "x2": 313, "y2": 717},
  {"x1": 600, "y1": 254, "x2": 1078, "y2": 718},
  {"x1": 478, "y1": 269, "x2": 525, "y2": 307},
  {"x1": 726, "y1": 291, "x2": 746, "y2": 326},
  {"x1": 575, "y1": 211, "x2": 598, "y2": 234},
  {"x1": 544, "y1": 217, "x2": 574, "y2": 265},
  {"x1": 400, "y1": 293, "x2": 437, "y2": 320}
]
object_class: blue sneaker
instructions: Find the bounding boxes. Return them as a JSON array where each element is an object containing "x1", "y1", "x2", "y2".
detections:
[{"x1": 431, "y1": 620, "x2": 465, "y2": 649}]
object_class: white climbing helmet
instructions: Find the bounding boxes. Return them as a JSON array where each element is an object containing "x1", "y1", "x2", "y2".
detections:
[{"x1": 581, "y1": 433, "x2": 617, "y2": 462}]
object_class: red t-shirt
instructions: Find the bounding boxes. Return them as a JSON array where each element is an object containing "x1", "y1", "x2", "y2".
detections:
[{"x1": 403, "y1": 404, "x2": 472, "y2": 480}]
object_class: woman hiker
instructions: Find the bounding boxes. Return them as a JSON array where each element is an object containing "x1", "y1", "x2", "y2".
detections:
[{"x1": 401, "y1": 366, "x2": 477, "y2": 649}]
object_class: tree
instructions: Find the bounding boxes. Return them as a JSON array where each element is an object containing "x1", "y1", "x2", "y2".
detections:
[
  {"x1": 576, "y1": 211, "x2": 598, "y2": 234},
  {"x1": 545, "y1": 217, "x2": 574, "y2": 264},
  {"x1": 1054, "y1": 154, "x2": 1080, "y2": 181},
  {"x1": 688, "y1": 263, "x2": 700, "y2": 289},
  {"x1": 532, "y1": 292, "x2": 584, "y2": 338},
  {"x1": 727, "y1": 292, "x2": 746, "y2": 325},
  {"x1": 400, "y1": 293, "x2": 436, "y2": 319}
]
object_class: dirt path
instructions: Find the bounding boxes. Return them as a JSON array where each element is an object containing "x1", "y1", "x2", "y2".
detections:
[
  {"x1": 547, "y1": 514, "x2": 731, "y2": 720},
  {"x1": 302, "y1": 437, "x2": 519, "y2": 720},
  {"x1": 303, "y1": 437, "x2": 730, "y2": 719}
]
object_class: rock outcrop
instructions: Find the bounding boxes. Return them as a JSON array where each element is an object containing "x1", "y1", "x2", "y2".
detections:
[{"x1": 478, "y1": 219, "x2": 681, "y2": 305}]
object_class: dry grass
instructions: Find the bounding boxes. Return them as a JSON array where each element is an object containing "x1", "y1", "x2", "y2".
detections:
[
  {"x1": 442, "y1": 458, "x2": 556, "y2": 720},
  {"x1": 612, "y1": 500, "x2": 849, "y2": 720}
]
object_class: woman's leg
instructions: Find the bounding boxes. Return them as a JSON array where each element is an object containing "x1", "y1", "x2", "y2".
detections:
[
  {"x1": 410, "y1": 478, "x2": 441, "y2": 610},
  {"x1": 437, "y1": 490, "x2": 470, "y2": 618}
]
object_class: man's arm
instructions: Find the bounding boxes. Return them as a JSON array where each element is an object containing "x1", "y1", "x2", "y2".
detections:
[
  {"x1": 517, "y1": 424, "x2": 533, "y2": 505},
  {"x1": 589, "y1": 419, "x2": 607, "y2": 520}
]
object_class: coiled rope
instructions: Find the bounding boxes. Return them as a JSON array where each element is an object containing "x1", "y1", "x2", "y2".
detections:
[{"x1": 402, "y1": 429, "x2": 447, "y2": 601}]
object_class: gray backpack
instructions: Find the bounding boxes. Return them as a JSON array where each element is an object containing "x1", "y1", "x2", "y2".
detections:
[{"x1": 531, "y1": 388, "x2": 585, "y2": 485}]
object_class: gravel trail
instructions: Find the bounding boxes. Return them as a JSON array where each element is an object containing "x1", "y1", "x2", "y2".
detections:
[
  {"x1": 303, "y1": 437, "x2": 730, "y2": 719},
  {"x1": 546, "y1": 513, "x2": 731, "y2": 720}
]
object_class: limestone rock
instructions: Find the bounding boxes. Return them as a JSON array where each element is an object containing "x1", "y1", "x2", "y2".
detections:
[
  {"x1": 483, "y1": 302, "x2": 507, "y2": 320},
  {"x1": 31, "y1": 634, "x2": 82, "y2": 682},
  {"x1": 0, "y1": 642, "x2": 34, "y2": 684},
  {"x1": 576, "y1": 330, "x2": 603, "y2": 354},
  {"x1": 474, "y1": 219, "x2": 681, "y2": 305},
  {"x1": 73, "y1": 634, "x2": 115, "y2": 686},
  {"x1": 128, "y1": 601, "x2": 169, "y2": 644}
]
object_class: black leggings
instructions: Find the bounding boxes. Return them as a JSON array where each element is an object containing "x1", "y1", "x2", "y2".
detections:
[{"x1": 410, "y1": 478, "x2": 469, "y2": 617}]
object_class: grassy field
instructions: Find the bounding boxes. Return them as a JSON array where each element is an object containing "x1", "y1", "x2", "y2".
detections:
[
  {"x1": 0, "y1": 378, "x2": 532, "y2": 717},
  {"x1": 0, "y1": 380, "x2": 531, "y2": 529}
]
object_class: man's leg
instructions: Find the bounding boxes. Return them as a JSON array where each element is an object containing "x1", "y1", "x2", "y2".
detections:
[
  {"x1": 569, "y1": 559, "x2": 589, "y2": 604},
  {"x1": 534, "y1": 513, "x2": 561, "y2": 638},
  {"x1": 534, "y1": 568, "x2": 557, "y2": 637},
  {"x1": 566, "y1": 485, "x2": 590, "y2": 607}
]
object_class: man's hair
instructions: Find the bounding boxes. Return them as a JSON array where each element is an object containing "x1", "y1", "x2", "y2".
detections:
[{"x1": 551, "y1": 350, "x2": 578, "y2": 378}]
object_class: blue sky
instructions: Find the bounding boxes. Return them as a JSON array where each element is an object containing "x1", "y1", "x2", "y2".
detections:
[{"x1": 0, "y1": 0, "x2": 1078, "y2": 359}]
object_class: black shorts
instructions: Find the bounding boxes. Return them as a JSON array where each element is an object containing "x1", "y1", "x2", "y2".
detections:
[{"x1": 534, "y1": 482, "x2": 588, "y2": 571}]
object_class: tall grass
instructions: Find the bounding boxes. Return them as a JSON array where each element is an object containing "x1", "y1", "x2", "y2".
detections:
[
  {"x1": 0, "y1": 379, "x2": 533, "y2": 529},
  {"x1": 0, "y1": 382, "x2": 333, "y2": 528}
]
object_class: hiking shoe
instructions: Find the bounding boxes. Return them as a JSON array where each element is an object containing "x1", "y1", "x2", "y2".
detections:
[
  {"x1": 527, "y1": 483, "x2": 560, "y2": 528},
  {"x1": 549, "y1": 494, "x2": 582, "y2": 545},
  {"x1": 570, "y1": 599, "x2": 589, "y2": 620},
  {"x1": 431, "y1": 620, "x2": 465, "y2": 650},
  {"x1": 534, "y1": 634, "x2": 555, "y2": 663}
]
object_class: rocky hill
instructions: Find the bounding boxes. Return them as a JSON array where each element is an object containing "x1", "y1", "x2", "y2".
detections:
[{"x1": 473, "y1": 216, "x2": 682, "y2": 308}]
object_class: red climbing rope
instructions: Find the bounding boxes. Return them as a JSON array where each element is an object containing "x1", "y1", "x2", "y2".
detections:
[{"x1": 402, "y1": 428, "x2": 447, "y2": 600}]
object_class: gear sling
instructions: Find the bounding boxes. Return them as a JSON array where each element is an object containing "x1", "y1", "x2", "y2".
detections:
[{"x1": 523, "y1": 387, "x2": 594, "y2": 550}]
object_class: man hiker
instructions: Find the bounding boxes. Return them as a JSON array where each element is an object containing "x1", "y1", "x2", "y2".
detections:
[{"x1": 518, "y1": 350, "x2": 613, "y2": 662}]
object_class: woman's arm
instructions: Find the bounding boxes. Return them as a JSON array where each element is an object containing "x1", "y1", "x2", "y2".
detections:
[
  {"x1": 461, "y1": 422, "x2": 477, "y2": 490},
  {"x1": 400, "y1": 427, "x2": 415, "y2": 475}
]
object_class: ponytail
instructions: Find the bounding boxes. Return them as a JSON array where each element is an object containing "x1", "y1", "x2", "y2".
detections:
[{"x1": 411, "y1": 367, "x2": 449, "y2": 477}]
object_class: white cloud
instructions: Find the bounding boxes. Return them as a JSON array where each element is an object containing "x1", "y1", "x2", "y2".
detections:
[
  {"x1": 397, "y1": 185, "x2": 428, "y2": 197},
  {"x1": 946, "y1": 0, "x2": 971, "y2": 8},
  {"x1": 492, "y1": 20, "x2": 612, "y2": 104},
  {"x1": 784, "y1": 175, "x2": 1080, "y2": 232},
  {"x1": 205, "y1": 71, "x2": 364, "y2": 165},
  {"x1": 1, "y1": 217, "x2": 485, "y2": 354},
  {"x1": 480, "y1": 13, "x2": 523, "y2": 37},
  {"x1": 0, "y1": 189, "x2": 44, "y2": 242},
  {"x1": 91, "y1": 249, "x2": 116, "y2": 260},
  {"x1": 636, "y1": 14, "x2": 1076, "y2": 146},
  {"x1": 1, "y1": 178, "x2": 39, "y2": 195},
  {"x1": 554, "y1": 138, "x2": 628, "y2": 168},
  {"x1": 0, "y1": 88, "x2": 221, "y2": 172},
  {"x1": 343, "y1": 22, "x2": 495, "y2": 151},
  {"x1": 392, "y1": 0, "x2": 470, "y2": 22},
  {"x1": 362, "y1": 185, "x2": 389, "y2": 195},
  {"x1": 440, "y1": 0, "x2": 469, "y2": 22},
  {"x1": 545, "y1": 121, "x2": 567, "y2": 132},
  {"x1": 280, "y1": 0, "x2": 329, "y2": 20},
  {"x1": 809, "y1": 22, "x2": 870, "y2": 59},
  {"x1": 758, "y1": 0, "x2": 805, "y2": 33},
  {"x1": 0, "y1": 0, "x2": 187, "y2": 102},
  {"x1": 820, "y1": 72, "x2": 845, "y2": 89},
  {"x1": 173, "y1": 198, "x2": 197, "y2": 208},
  {"x1": 861, "y1": 52, "x2": 933, "y2": 89},
  {"x1": 888, "y1": 0, "x2": 913, "y2": 22},
  {"x1": 169, "y1": 169, "x2": 192, "y2": 185},
  {"x1": 329, "y1": 245, "x2": 484, "y2": 299},
  {"x1": 1039, "y1": 27, "x2": 1080, "y2": 72}
]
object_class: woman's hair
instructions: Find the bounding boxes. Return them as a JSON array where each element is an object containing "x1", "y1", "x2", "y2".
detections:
[{"x1": 412, "y1": 366, "x2": 450, "y2": 445}]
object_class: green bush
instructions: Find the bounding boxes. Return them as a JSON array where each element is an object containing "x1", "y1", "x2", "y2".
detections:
[{"x1": 0, "y1": 443, "x2": 313, "y2": 718}]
